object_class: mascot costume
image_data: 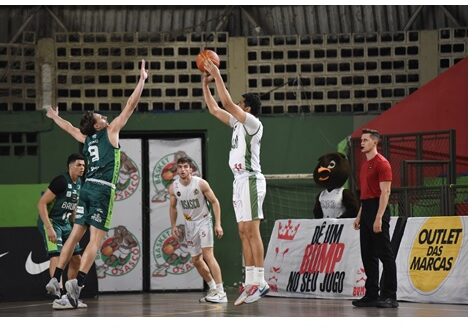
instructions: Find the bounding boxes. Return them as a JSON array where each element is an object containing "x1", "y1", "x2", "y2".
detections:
[{"x1": 313, "y1": 152, "x2": 359, "y2": 219}]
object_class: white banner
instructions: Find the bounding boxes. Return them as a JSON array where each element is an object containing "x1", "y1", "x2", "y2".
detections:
[
  {"x1": 396, "y1": 216, "x2": 468, "y2": 304},
  {"x1": 149, "y1": 138, "x2": 203, "y2": 290},
  {"x1": 95, "y1": 139, "x2": 143, "y2": 292},
  {"x1": 265, "y1": 217, "x2": 397, "y2": 299}
]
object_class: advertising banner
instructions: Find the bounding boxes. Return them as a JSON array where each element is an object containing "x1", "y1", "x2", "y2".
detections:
[
  {"x1": 265, "y1": 218, "x2": 397, "y2": 299},
  {"x1": 95, "y1": 139, "x2": 143, "y2": 292},
  {"x1": 396, "y1": 216, "x2": 467, "y2": 304},
  {"x1": 0, "y1": 227, "x2": 97, "y2": 301},
  {"x1": 149, "y1": 138, "x2": 203, "y2": 290}
]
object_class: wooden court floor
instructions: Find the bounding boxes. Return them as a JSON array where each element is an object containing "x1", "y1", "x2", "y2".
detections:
[{"x1": 0, "y1": 288, "x2": 467, "y2": 317}]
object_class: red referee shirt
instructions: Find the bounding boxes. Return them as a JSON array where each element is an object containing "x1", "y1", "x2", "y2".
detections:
[{"x1": 359, "y1": 153, "x2": 392, "y2": 200}]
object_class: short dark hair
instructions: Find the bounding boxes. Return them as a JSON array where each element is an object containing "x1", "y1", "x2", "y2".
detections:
[
  {"x1": 176, "y1": 157, "x2": 192, "y2": 165},
  {"x1": 362, "y1": 128, "x2": 381, "y2": 140},
  {"x1": 79, "y1": 111, "x2": 97, "y2": 136},
  {"x1": 67, "y1": 153, "x2": 85, "y2": 167},
  {"x1": 242, "y1": 93, "x2": 261, "y2": 117}
]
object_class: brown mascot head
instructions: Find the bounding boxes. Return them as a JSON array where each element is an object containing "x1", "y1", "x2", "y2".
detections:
[{"x1": 313, "y1": 152, "x2": 351, "y2": 191}]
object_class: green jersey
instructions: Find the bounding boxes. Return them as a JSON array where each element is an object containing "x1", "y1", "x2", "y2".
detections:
[
  {"x1": 83, "y1": 129, "x2": 121, "y2": 184},
  {"x1": 46, "y1": 173, "x2": 82, "y2": 224}
]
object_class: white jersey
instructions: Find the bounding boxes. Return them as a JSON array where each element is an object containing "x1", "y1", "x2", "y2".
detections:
[
  {"x1": 318, "y1": 188, "x2": 346, "y2": 218},
  {"x1": 172, "y1": 176, "x2": 211, "y2": 222},
  {"x1": 228, "y1": 113, "x2": 263, "y2": 177}
]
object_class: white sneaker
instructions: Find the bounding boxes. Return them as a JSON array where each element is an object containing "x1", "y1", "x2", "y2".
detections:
[
  {"x1": 244, "y1": 282, "x2": 270, "y2": 304},
  {"x1": 205, "y1": 290, "x2": 228, "y2": 303},
  {"x1": 65, "y1": 279, "x2": 83, "y2": 308},
  {"x1": 46, "y1": 278, "x2": 61, "y2": 298},
  {"x1": 52, "y1": 295, "x2": 88, "y2": 309},
  {"x1": 234, "y1": 285, "x2": 250, "y2": 306},
  {"x1": 198, "y1": 288, "x2": 217, "y2": 303}
]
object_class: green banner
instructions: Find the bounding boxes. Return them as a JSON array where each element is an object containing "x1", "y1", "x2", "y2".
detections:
[{"x1": 0, "y1": 184, "x2": 47, "y2": 227}]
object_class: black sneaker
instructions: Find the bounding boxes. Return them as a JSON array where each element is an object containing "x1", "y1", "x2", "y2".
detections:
[
  {"x1": 352, "y1": 296, "x2": 379, "y2": 307},
  {"x1": 376, "y1": 297, "x2": 399, "y2": 308}
]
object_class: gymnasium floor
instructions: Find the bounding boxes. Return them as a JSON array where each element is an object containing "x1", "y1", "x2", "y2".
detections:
[{"x1": 0, "y1": 288, "x2": 467, "y2": 317}]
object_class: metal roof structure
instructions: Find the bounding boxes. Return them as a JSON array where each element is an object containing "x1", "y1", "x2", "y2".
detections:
[{"x1": 0, "y1": 5, "x2": 467, "y2": 43}]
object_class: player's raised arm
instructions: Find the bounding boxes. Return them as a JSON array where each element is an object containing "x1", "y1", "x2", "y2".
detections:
[
  {"x1": 202, "y1": 73, "x2": 232, "y2": 127},
  {"x1": 46, "y1": 106, "x2": 86, "y2": 143},
  {"x1": 109, "y1": 59, "x2": 148, "y2": 134},
  {"x1": 203, "y1": 59, "x2": 247, "y2": 124}
]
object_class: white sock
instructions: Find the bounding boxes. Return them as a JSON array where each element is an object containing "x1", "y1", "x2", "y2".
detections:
[
  {"x1": 245, "y1": 266, "x2": 255, "y2": 286},
  {"x1": 216, "y1": 283, "x2": 224, "y2": 293},
  {"x1": 207, "y1": 279, "x2": 216, "y2": 290},
  {"x1": 255, "y1": 267, "x2": 266, "y2": 285}
]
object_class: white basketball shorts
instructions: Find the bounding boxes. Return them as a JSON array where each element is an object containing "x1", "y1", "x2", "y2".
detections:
[
  {"x1": 232, "y1": 173, "x2": 266, "y2": 223},
  {"x1": 184, "y1": 216, "x2": 214, "y2": 257}
]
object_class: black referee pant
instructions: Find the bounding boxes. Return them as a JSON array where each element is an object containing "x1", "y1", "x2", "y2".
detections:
[{"x1": 360, "y1": 198, "x2": 397, "y2": 299}]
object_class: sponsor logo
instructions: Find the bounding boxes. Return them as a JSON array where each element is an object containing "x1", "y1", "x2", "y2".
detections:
[
  {"x1": 25, "y1": 252, "x2": 50, "y2": 275},
  {"x1": 151, "y1": 151, "x2": 200, "y2": 203},
  {"x1": 116, "y1": 151, "x2": 140, "y2": 201},
  {"x1": 408, "y1": 216, "x2": 464, "y2": 294},
  {"x1": 352, "y1": 267, "x2": 366, "y2": 297},
  {"x1": 95, "y1": 225, "x2": 141, "y2": 278},
  {"x1": 278, "y1": 219, "x2": 300, "y2": 240},
  {"x1": 0, "y1": 252, "x2": 8, "y2": 258},
  {"x1": 152, "y1": 225, "x2": 194, "y2": 277}
]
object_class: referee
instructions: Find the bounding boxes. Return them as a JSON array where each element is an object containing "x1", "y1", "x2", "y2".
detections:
[{"x1": 352, "y1": 129, "x2": 398, "y2": 308}]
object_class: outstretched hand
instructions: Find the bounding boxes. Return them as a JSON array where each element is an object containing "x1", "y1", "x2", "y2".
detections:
[
  {"x1": 46, "y1": 106, "x2": 59, "y2": 119},
  {"x1": 140, "y1": 59, "x2": 149, "y2": 81},
  {"x1": 203, "y1": 59, "x2": 220, "y2": 78}
]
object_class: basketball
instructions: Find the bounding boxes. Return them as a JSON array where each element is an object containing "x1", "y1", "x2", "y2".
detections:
[
  {"x1": 162, "y1": 244, "x2": 175, "y2": 255},
  {"x1": 101, "y1": 245, "x2": 113, "y2": 256},
  {"x1": 196, "y1": 49, "x2": 220, "y2": 73}
]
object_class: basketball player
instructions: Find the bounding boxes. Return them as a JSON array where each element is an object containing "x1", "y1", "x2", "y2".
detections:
[
  {"x1": 38, "y1": 153, "x2": 87, "y2": 309},
  {"x1": 168, "y1": 157, "x2": 227, "y2": 303},
  {"x1": 44, "y1": 59, "x2": 148, "y2": 308},
  {"x1": 202, "y1": 59, "x2": 269, "y2": 305}
]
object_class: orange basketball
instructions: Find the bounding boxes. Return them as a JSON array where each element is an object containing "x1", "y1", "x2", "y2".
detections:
[
  {"x1": 196, "y1": 49, "x2": 220, "y2": 73},
  {"x1": 163, "y1": 244, "x2": 175, "y2": 255},
  {"x1": 101, "y1": 245, "x2": 113, "y2": 257}
]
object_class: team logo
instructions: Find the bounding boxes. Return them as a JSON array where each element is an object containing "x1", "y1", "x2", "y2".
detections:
[
  {"x1": 152, "y1": 224, "x2": 194, "y2": 277},
  {"x1": 116, "y1": 151, "x2": 140, "y2": 201},
  {"x1": 95, "y1": 225, "x2": 141, "y2": 278},
  {"x1": 408, "y1": 216, "x2": 464, "y2": 294},
  {"x1": 151, "y1": 151, "x2": 200, "y2": 203}
]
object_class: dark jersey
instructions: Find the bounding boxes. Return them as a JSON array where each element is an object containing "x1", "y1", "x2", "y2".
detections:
[
  {"x1": 83, "y1": 129, "x2": 121, "y2": 184},
  {"x1": 47, "y1": 173, "x2": 82, "y2": 223}
]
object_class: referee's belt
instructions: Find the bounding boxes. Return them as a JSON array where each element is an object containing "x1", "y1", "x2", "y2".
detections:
[{"x1": 86, "y1": 178, "x2": 116, "y2": 190}]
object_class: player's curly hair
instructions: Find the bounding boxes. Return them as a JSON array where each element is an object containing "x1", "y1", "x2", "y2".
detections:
[
  {"x1": 79, "y1": 111, "x2": 97, "y2": 136},
  {"x1": 242, "y1": 93, "x2": 261, "y2": 117}
]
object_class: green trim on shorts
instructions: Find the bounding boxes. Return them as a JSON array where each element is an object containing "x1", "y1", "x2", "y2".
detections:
[
  {"x1": 249, "y1": 176, "x2": 258, "y2": 219},
  {"x1": 104, "y1": 149, "x2": 120, "y2": 230},
  {"x1": 104, "y1": 187, "x2": 115, "y2": 230},
  {"x1": 44, "y1": 224, "x2": 58, "y2": 252}
]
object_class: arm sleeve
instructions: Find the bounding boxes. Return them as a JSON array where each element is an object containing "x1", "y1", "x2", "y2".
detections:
[
  {"x1": 228, "y1": 114, "x2": 237, "y2": 128},
  {"x1": 48, "y1": 175, "x2": 67, "y2": 196},
  {"x1": 378, "y1": 161, "x2": 393, "y2": 182},
  {"x1": 243, "y1": 113, "x2": 261, "y2": 135}
]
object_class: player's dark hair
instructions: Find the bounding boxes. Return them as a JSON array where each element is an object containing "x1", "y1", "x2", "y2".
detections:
[
  {"x1": 79, "y1": 111, "x2": 97, "y2": 136},
  {"x1": 67, "y1": 153, "x2": 85, "y2": 167},
  {"x1": 242, "y1": 93, "x2": 261, "y2": 117},
  {"x1": 176, "y1": 157, "x2": 192, "y2": 165},
  {"x1": 362, "y1": 128, "x2": 381, "y2": 140}
]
